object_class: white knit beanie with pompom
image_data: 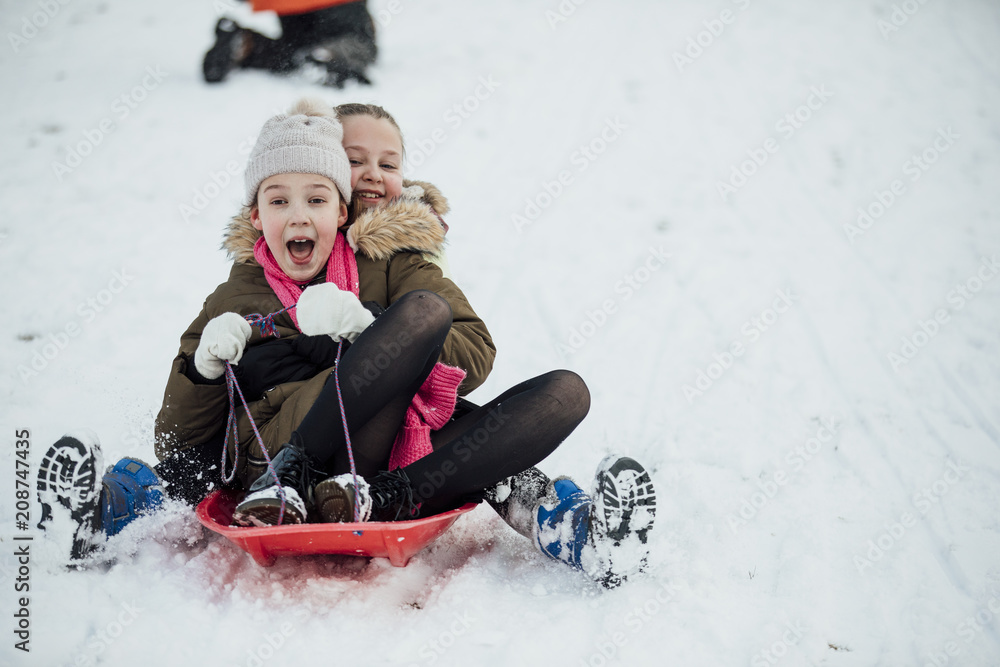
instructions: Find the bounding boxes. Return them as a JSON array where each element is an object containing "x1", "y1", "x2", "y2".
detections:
[{"x1": 244, "y1": 97, "x2": 352, "y2": 206}]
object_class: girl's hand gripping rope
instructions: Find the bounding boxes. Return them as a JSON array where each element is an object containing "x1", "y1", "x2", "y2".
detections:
[{"x1": 195, "y1": 312, "x2": 253, "y2": 380}]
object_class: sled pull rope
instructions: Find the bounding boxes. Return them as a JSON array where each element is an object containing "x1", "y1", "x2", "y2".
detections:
[
  {"x1": 244, "y1": 310, "x2": 284, "y2": 339},
  {"x1": 219, "y1": 304, "x2": 295, "y2": 524},
  {"x1": 222, "y1": 362, "x2": 290, "y2": 524},
  {"x1": 333, "y1": 342, "x2": 362, "y2": 522},
  {"x1": 220, "y1": 304, "x2": 362, "y2": 524}
]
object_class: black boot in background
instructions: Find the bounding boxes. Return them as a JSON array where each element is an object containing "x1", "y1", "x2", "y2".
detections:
[{"x1": 203, "y1": 18, "x2": 247, "y2": 84}]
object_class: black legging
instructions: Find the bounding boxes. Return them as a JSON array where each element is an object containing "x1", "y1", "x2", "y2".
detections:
[
  {"x1": 291, "y1": 289, "x2": 591, "y2": 515},
  {"x1": 413, "y1": 371, "x2": 588, "y2": 514},
  {"x1": 240, "y1": 2, "x2": 376, "y2": 74}
]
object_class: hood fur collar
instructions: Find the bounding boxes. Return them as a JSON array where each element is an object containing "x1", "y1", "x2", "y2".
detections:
[{"x1": 223, "y1": 179, "x2": 450, "y2": 265}]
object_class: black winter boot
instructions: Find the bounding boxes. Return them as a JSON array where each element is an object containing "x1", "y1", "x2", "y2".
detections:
[
  {"x1": 368, "y1": 469, "x2": 421, "y2": 521},
  {"x1": 203, "y1": 18, "x2": 247, "y2": 84},
  {"x1": 313, "y1": 468, "x2": 420, "y2": 523},
  {"x1": 233, "y1": 442, "x2": 319, "y2": 526}
]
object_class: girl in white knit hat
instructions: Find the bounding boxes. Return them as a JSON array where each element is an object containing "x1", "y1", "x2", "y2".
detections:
[{"x1": 150, "y1": 98, "x2": 658, "y2": 587}]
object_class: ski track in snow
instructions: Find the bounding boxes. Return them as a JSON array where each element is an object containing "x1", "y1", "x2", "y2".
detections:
[{"x1": 2, "y1": 0, "x2": 1000, "y2": 664}]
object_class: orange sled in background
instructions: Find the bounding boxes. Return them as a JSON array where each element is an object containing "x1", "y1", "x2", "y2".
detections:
[
  {"x1": 249, "y1": 0, "x2": 361, "y2": 15},
  {"x1": 197, "y1": 489, "x2": 478, "y2": 567}
]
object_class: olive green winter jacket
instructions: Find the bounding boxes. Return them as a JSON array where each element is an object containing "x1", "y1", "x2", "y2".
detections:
[{"x1": 153, "y1": 182, "x2": 495, "y2": 485}]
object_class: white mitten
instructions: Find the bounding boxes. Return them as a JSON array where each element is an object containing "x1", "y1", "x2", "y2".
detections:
[
  {"x1": 194, "y1": 312, "x2": 253, "y2": 380},
  {"x1": 296, "y1": 283, "x2": 375, "y2": 343}
]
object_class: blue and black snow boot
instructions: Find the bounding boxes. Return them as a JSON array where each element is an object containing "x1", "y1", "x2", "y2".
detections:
[
  {"x1": 100, "y1": 458, "x2": 165, "y2": 537},
  {"x1": 590, "y1": 455, "x2": 657, "y2": 546},
  {"x1": 37, "y1": 432, "x2": 104, "y2": 560},
  {"x1": 535, "y1": 456, "x2": 657, "y2": 588},
  {"x1": 535, "y1": 478, "x2": 591, "y2": 567},
  {"x1": 38, "y1": 434, "x2": 165, "y2": 561}
]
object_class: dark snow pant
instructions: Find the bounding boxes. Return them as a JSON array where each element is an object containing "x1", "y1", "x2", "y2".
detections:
[
  {"x1": 239, "y1": 1, "x2": 376, "y2": 84},
  {"x1": 290, "y1": 290, "x2": 591, "y2": 517},
  {"x1": 155, "y1": 434, "x2": 228, "y2": 507}
]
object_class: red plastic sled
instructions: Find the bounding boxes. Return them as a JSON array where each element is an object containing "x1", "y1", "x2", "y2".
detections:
[{"x1": 196, "y1": 489, "x2": 477, "y2": 567}]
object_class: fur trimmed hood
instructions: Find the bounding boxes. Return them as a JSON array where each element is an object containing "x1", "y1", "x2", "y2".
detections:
[{"x1": 223, "y1": 179, "x2": 450, "y2": 265}]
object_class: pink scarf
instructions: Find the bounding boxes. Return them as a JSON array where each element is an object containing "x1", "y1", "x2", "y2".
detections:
[{"x1": 252, "y1": 234, "x2": 464, "y2": 470}]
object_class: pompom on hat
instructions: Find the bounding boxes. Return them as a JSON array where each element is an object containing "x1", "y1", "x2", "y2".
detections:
[{"x1": 244, "y1": 97, "x2": 352, "y2": 205}]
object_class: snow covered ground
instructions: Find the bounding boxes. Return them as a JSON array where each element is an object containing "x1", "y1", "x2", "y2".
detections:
[{"x1": 2, "y1": 0, "x2": 1000, "y2": 664}]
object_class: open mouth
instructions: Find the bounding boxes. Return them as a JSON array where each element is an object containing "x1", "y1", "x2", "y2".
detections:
[{"x1": 287, "y1": 239, "x2": 315, "y2": 263}]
